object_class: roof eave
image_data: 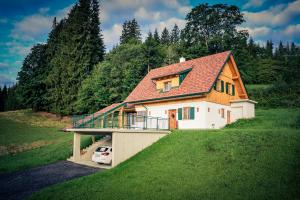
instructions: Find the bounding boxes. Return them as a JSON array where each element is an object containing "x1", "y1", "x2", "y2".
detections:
[{"x1": 125, "y1": 92, "x2": 208, "y2": 104}]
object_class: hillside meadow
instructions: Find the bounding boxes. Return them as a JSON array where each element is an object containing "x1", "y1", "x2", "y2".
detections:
[
  {"x1": 29, "y1": 108, "x2": 300, "y2": 200},
  {"x1": 0, "y1": 110, "x2": 93, "y2": 174}
]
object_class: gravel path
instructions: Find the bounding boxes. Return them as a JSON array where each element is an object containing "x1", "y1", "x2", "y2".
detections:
[{"x1": 0, "y1": 161, "x2": 103, "y2": 200}]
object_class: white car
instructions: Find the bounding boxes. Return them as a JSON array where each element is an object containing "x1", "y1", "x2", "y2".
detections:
[{"x1": 92, "y1": 146, "x2": 112, "y2": 164}]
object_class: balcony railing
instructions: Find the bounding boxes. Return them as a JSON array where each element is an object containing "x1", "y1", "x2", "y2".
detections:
[{"x1": 71, "y1": 113, "x2": 169, "y2": 130}]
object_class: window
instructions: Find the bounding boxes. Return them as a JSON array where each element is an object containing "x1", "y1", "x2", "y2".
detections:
[
  {"x1": 137, "y1": 111, "x2": 147, "y2": 122},
  {"x1": 183, "y1": 107, "x2": 190, "y2": 119},
  {"x1": 221, "y1": 80, "x2": 224, "y2": 92},
  {"x1": 213, "y1": 82, "x2": 217, "y2": 90},
  {"x1": 226, "y1": 82, "x2": 230, "y2": 94},
  {"x1": 178, "y1": 107, "x2": 195, "y2": 120},
  {"x1": 163, "y1": 81, "x2": 172, "y2": 92},
  {"x1": 128, "y1": 113, "x2": 136, "y2": 125},
  {"x1": 221, "y1": 108, "x2": 225, "y2": 118},
  {"x1": 137, "y1": 111, "x2": 147, "y2": 116},
  {"x1": 232, "y1": 85, "x2": 235, "y2": 96}
]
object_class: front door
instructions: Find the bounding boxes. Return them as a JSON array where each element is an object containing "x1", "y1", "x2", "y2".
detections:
[
  {"x1": 168, "y1": 109, "x2": 177, "y2": 129},
  {"x1": 227, "y1": 110, "x2": 231, "y2": 124}
]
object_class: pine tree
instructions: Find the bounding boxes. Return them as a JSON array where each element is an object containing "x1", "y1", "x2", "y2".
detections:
[
  {"x1": 153, "y1": 29, "x2": 160, "y2": 43},
  {"x1": 291, "y1": 42, "x2": 296, "y2": 55},
  {"x1": 90, "y1": 0, "x2": 105, "y2": 66},
  {"x1": 2, "y1": 85, "x2": 8, "y2": 111},
  {"x1": 265, "y1": 40, "x2": 273, "y2": 58},
  {"x1": 17, "y1": 44, "x2": 47, "y2": 111},
  {"x1": 45, "y1": 0, "x2": 105, "y2": 114},
  {"x1": 120, "y1": 19, "x2": 141, "y2": 44},
  {"x1": 160, "y1": 27, "x2": 170, "y2": 44},
  {"x1": 0, "y1": 87, "x2": 3, "y2": 111},
  {"x1": 248, "y1": 37, "x2": 256, "y2": 57},
  {"x1": 143, "y1": 31, "x2": 165, "y2": 71},
  {"x1": 170, "y1": 24, "x2": 180, "y2": 43}
]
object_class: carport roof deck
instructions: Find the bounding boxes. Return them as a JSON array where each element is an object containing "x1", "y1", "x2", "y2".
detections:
[{"x1": 66, "y1": 128, "x2": 171, "y2": 135}]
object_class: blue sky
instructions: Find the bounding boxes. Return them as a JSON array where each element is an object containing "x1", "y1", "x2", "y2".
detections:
[{"x1": 0, "y1": 0, "x2": 299, "y2": 86}]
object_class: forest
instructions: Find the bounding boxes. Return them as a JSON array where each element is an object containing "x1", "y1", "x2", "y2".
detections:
[{"x1": 0, "y1": 0, "x2": 299, "y2": 115}]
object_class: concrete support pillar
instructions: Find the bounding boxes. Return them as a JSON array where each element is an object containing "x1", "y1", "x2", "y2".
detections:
[
  {"x1": 73, "y1": 132, "x2": 81, "y2": 162},
  {"x1": 111, "y1": 132, "x2": 116, "y2": 167}
]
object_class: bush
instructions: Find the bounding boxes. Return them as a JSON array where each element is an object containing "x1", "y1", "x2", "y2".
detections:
[{"x1": 247, "y1": 82, "x2": 300, "y2": 108}]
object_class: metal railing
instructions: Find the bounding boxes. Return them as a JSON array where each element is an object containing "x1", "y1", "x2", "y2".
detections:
[{"x1": 72, "y1": 113, "x2": 169, "y2": 130}]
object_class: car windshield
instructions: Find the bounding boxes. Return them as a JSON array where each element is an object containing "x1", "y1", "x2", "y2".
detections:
[{"x1": 96, "y1": 147, "x2": 108, "y2": 152}]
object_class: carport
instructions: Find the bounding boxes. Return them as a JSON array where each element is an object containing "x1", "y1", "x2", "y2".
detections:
[{"x1": 66, "y1": 128, "x2": 170, "y2": 168}]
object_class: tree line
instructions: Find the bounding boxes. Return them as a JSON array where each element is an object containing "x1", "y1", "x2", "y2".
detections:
[{"x1": 1, "y1": 2, "x2": 299, "y2": 114}]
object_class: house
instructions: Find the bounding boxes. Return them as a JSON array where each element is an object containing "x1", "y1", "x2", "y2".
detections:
[{"x1": 88, "y1": 51, "x2": 256, "y2": 130}]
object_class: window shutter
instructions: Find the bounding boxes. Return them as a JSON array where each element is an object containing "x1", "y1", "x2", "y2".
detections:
[
  {"x1": 190, "y1": 107, "x2": 195, "y2": 120},
  {"x1": 232, "y1": 85, "x2": 235, "y2": 96},
  {"x1": 221, "y1": 80, "x2": 224, "y2": 92},
  {"x1": 178, "y1": 108, "x2": 182, "y2": 120},
  {"x1": 213, "y1": 82, "x2": 217, "y2": 90},
  {"x1": 226, "y1": 82, "x2": 229, "y2": 94}
]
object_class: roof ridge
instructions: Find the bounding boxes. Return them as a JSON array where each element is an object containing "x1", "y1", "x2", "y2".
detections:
[{"x1": 150, "y1": 51, "x2": 231, "y2": 72}]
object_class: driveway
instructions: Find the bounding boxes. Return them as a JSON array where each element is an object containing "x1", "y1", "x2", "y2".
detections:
[{"x1": 0, "y1": 161, "x2": 103, "y2": 200}]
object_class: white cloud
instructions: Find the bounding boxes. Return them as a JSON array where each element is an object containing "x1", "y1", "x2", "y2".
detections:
[
  {"x1": 163, "y1": 0, "x2": 180, "y2": 9},
  {"x1": 8, "y1": 44, "x2": 31, "y2": 57},
  {"x1": 102, "y1": 24, "x2": 123, "y2": 48},
  {"x1": 178, "y1": 6, "x2": 191, "y2": 16},
  {"x1": 284, "y1": 24, "x2": 300, "y2": 37},
  {"x1": 243, "y1": 0, "x2": 264, "y2": 9},
  {"x1": 145, "y1": 17, "x2": 185, "y2": 33},
  {"x1": 12, "y1": 15, "x2": 53, "y2": 40},
  {"x1": 240, "y1": 26, "x2": 271, "y2": 37},
  {"x1": 243, "y1": 0, "x2": 300, "y2": 27},
  {"x1": 11, "y1": 5, "x2": 72, "y2": 41},
  {"x1": 134, "y1": 7, "x2": 161, "y2": 21}
]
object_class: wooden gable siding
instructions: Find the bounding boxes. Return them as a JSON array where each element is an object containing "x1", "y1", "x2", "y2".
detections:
[
  {"x1": 156, "y1": 75, "x2": 180, "y2": 90},
  {"x1": 206, "y1": 55, "x2": 248, "y2": 105}
]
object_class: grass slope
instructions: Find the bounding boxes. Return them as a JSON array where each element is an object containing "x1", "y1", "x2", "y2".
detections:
[
  {"x1": 0, "y1": 110, "x2": 93, "y2": 174},
  {"x1": 31, "y1": 109, "x2": 300, "y2": 200}
]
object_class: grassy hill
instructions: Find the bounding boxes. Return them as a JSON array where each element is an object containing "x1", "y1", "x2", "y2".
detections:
[
  {"x1": 0, "y1": 110, "x2": 93, "y2": 174},
  {"x1": 30, "y1": 108, "x2": 300, "y2": 200}
]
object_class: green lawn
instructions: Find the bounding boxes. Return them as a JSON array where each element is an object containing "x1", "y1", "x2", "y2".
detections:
[
  {"x1": 30, "y1": 108, "x2": 300, "y2": 200},
  {"x1": 0, "y1": 110, "x2": 93, "y2": 174}
]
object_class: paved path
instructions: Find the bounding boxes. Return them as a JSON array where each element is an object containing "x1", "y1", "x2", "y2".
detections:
[{"x1": 0, "y1": 161, "x2": 103, "y2": 200}]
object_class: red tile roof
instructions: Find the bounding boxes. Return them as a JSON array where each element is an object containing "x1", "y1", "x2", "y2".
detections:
[{"x1": 125, "y1": 51, "x2": 232, "y2": 103}]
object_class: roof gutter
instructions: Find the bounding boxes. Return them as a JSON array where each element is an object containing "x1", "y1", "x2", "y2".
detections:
[{"x1": 126, "y1": 92, "x2": 207, "y2": 105}]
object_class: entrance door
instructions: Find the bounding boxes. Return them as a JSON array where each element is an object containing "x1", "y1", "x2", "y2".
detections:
[
  {"x1": 227, "y1": 110, "x2": 231, "y2": 124},
  {"x1": 168, "y1": 109, "x2": 177, "y2": 129}
]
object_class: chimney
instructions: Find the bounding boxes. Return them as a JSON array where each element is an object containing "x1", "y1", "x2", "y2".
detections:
[{"x1": 179, "y1": 57, "x2": 186, "y2": 63}]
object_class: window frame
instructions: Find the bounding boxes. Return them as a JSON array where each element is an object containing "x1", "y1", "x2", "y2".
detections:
[
  {"x1": 221, "y1": 80, "x2": 224, "y2": 92},
  {"x1": 183, "y1": 107, "x2": 190, "y2": 120},
  {"x1": 221, "y1": 108, "x2": 225, "y2": 118},
  {"x1": 163, "y1": 81, "x2": 172, "y2": 92}
]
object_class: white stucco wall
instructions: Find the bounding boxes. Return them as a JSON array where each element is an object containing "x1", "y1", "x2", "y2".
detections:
[
  {"x1": 112, "y1": 131, "x2": 168, "y2": 167},
  {"x1": 230, "y1": 100, "x2": 256, "y2": 121},
  {"x1": 135, "y1": 101, "x2": 233, "y2": 129},
  {"x1": 205, "y1": 102, "x2": 231, "y2": 129},
  {"x1": 134, "y1": 99, "x2": 256, "y2": 129}
]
